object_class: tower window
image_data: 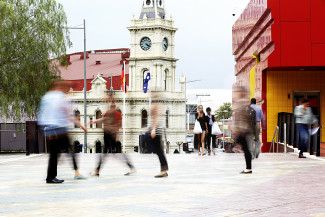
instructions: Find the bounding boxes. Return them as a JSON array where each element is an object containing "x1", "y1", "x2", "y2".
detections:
[
  {"x1": 146, "y1": 0, "x2": 151, "y2": 5},
  {"x1": 164, "y1": 69, "x2": 168, "y2": 91},
  {"x1": 159, "y1": 0, "x2": 162, "y2": 6},
  {"x1": 141, "y1": 110, "x2": 148, "y2": 128}
]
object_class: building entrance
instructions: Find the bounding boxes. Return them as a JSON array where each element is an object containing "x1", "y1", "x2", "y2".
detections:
[{"x1": 293, "y1": 92, "x2": 321, "y2": 156}]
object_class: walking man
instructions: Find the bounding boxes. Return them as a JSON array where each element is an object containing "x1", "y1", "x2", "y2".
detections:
[
  {"x1": 38, "y1": 80, "x2": 87, "y2": 184},
  {"x1": 205, "y1": 107, "x2": 216, "y2": 155},
  {"x1": 231, "y1": 86, "x2": 256, "y2": 174},
  {"x1": 91, "y1": 101, "x2": 135, "y2": 176},
  {"x1": 294, "y1": 99, "x2": 317, "y2": 158},
  {"x1": 250, "y1": 98, "x2": 265, "y2": 159}
]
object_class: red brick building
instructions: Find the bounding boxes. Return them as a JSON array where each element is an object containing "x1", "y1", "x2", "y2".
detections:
[{"x1": 233, "y1": 0, "x2": 325, "y2": 156}]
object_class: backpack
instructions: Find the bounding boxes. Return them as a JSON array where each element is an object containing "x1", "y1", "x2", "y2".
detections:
[{"x1": 246, "y1": 106, "x2": 257, "y2": 131}]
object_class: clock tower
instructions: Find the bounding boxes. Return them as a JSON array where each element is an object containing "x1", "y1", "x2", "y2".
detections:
[{"x1": 128, "y1": 0, "x2": 178, "y2": 92}]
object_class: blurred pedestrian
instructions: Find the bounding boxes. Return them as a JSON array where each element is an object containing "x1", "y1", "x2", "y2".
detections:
[
  {"x1": 231, "y1": 86, "x2": 256, "y2": 174},
  {"x1": 146, "y1": 94, "x2": 169, "y2": 178},
  {"x1": 91, "y1": 97, "x2": 135, "y2": 176},
  {"x1": 294, "y1": 99, "x2": 318, "y2": 158},
  {"x1": 250, "y1": 98, "x2": 265, "y2": 159},
  {"x1": 195, "y1": 105, "x2": 208, "y2": 156},
  {"x1": 38, "y1": 80, "x2": 87, "y2": 184},
  {"x1": 205, "y1": 107, "x2": 216, "y2": 155}
]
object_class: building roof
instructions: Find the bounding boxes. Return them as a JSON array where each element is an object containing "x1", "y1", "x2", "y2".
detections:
[{"x1": 57, "y1": 48, "x2": 130, "y2": 81}]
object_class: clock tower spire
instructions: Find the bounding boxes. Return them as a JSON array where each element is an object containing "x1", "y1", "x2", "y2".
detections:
[{"x1": 140, "y1": 0, "x2": 166, "y2": 19}]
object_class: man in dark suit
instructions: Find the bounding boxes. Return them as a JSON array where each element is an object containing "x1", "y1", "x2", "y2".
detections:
[{"x1": 205, "y1": 107, "x2": 216, "y2": 155}]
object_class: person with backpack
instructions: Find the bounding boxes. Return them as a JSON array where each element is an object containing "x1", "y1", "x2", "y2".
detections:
[{"x1": 231, "y1": 85, "x2": 256, "y2": 174}]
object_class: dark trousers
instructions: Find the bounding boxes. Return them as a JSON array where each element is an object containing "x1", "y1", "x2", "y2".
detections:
[
  {"x1": 46, "y1": 133, "x2": 77, "y2": 181},
  {"x1": 235, "y1": 134, "x2": 252, "y2": 170},
  {"x1": 150, "y1": 135, "x2": 168, "y2": 172},
  {"x1": 96, "y1": 132, "x2": 134, "y2": 172},
  {"x1": 205, "y1": 127, "x2": 216, "y2": 151},
  {"x1": 296, "y1": 123, "x2": 309, "y2": 155}
]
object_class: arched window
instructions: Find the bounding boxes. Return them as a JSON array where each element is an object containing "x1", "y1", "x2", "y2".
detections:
[
  {"x1": 141, "y1": 110, "x2": 148, "y2": 128},
  {"x1": 96, "y1": 110, "x2": 102, "y2": 128},
  {"x1": 164, "y1": 69, "x2": 168, "y2": 91},
  {"x1": 166, "y1": 110, "x2": 169, "y2": 128},
  {"x1": 74, "y1": 110, "x2": 80, "y2": 128}
]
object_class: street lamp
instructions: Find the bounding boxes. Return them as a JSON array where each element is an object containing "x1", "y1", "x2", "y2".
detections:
[{"x1": 65, "y1": 19, "x2": 87, "y2": 153}]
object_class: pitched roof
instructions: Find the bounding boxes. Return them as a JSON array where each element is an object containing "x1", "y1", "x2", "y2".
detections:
[{"x1": 57, "y1": 48, "x2": 130, "y2": 81}]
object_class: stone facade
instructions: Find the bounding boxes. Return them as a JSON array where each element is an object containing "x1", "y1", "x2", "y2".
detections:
[{"x1": 67, "y1": 0, "x2": 186, "y2": 153}]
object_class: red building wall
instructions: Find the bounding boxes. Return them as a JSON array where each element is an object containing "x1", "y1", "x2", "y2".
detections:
[{"x1": 268, "y1": 0, "x2": 325, "y2": 68}]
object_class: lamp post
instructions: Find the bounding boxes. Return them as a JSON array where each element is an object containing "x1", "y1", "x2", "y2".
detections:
[{"x1": 65, "y1": 19, "x2": 87, "y2": 153}]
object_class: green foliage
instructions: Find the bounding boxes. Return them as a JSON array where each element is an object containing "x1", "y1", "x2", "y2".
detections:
[
  {"x1": 214, "y1": 102, "x2": 232, "y2": 121},
  {"x1": 0, "y1": 0, "x2": 69, "y2": 120}
]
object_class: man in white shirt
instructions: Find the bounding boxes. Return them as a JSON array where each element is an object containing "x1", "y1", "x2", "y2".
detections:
[{"x1": 38, "y1": 80, "x2": 87, "y2": 184}]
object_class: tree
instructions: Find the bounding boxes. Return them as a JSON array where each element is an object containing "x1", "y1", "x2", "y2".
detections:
[
  {"x1": 215, "y1": 102, "x2": 232, "y2": 121},
  {"x1": 0, "y1": 0, "x2": 69, "y2": 120}
]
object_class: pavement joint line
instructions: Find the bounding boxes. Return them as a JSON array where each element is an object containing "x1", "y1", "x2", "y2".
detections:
[{"x1": 0, "y1": 154, "x2": 44, "y2": 164}]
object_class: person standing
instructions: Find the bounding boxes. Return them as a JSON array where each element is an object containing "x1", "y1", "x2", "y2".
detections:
[
  {"x1": 205, "y1": 107, "x2": 216, "y2": 155},
  {"x1": 91, "y1": 101, "x2": 135, "y2": 176},
  {"x1": 250, "y1": 98, "x2": 265, "y2": 159},
  {"x1": 231, "y1": 86, "x2": 256, "y2": 174},
  {"x1": 294, "y1": 99, "x2": 317, "y2": 158},
  {"x1": 195, "y1": 105, "x2": 208, "y2": 156},
  {"x1": 38, "y1": 80, "x2": 87, "y2": 184}
]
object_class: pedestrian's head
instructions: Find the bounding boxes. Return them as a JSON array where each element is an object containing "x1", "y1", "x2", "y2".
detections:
[
  {"x1": 50, "y1": 80, "x2": 71, "y2": 93},
  {"x1": 250, "y1": 98, "x2": 257, "y2": 105},
  {"x1": 232, "y1": 85, "x2": 249, "y2": 109},
  {"x1": 206, "y1": 107, "x2": 211, "y2": 114},
  {"x1": 110, "y1": 104, "x2": 116, "y2": 110},
  {"x1": 302, "y1": 98, "x2": 309, "y2": 108},
  {"x1": 197, "y1": 105, "x2": 204, "y2": 114}
]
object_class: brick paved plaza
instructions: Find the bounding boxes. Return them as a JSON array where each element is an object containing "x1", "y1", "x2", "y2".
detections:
[{"x1": 0, "y1": 153, "x2": 324, "y2": 217}]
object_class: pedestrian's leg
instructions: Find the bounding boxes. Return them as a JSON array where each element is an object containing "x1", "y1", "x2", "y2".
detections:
[
  {"x1": 244, "y1": 135, "x2": 252, "y2": 170},
  {"x1": 246, "y1": 134, "x2": 255, "y2": 159},
  {"x1": 255, "y1": 125, "x2": 261, "y2": 158},
  {"x1": 206, "y1": 132, "x2": 211, "y2": 155},
  {"x1": 46, "y1": 136, "x2": 61, "y2": 182},
  {"x1": 154, "y1": 137, "x2": 168, "y2": 178},
  {"x1": 212, "y1": 135, "x2": 217, "y2": 154},
  {"x1": 201, "y1": 132, "x2": 206, "y2": 155}
]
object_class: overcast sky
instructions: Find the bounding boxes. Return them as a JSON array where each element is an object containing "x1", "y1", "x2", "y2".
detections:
[{"x1": 57, "y1": 0, "x2": 249, "y2": 89}]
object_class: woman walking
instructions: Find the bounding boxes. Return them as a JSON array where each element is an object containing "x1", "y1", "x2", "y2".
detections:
[{"x1": 195, "y1": 105, "x2": 208, "y2": 156}]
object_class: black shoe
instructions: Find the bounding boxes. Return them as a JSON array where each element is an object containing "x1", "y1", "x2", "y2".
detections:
[
  {"x1": 299, "y1": 154, "x2": 306, "y2": 158},
  {"x1": 154, "y1": 172, "x2": 168, "y2": 178},
  {"x1": 46, "y1": 178, "x2": 64, "y2": 184},
  {"x1": 240, "y1": 170, "x2": 252, "y2": 174}
]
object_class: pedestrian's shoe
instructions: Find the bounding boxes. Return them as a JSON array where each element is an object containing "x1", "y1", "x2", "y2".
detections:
[
  {"x1": 74, "y1": 175, "x2": 87, "y2": 180},
  {"x1": 240, "y1": 170, "x2": 252, "y2": 174},
  {"x1": 154, "y1": 171, "x2": 168, "y2": 178},
  {"x1": 299, "y1": 154, "x2": 306, "y2": 158},
  {"x1": 124, "y1": 168, "x2": 136, "y2": 176},
  {"x1": 46, "y1": 178, "x2": 64, "y2": 184},
  {"x1": 90, "y1": 171, "x2": 100, "y2": 177}
]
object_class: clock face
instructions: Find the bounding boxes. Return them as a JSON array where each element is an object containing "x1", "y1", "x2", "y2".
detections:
[
  {"x1": 140, "y1": 37, "x2": 152, "y2": 51},
  {"x1": 162, "y1": 37, "x2": 168, "y2": 51}
]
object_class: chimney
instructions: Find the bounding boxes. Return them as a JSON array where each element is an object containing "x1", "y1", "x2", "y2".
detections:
[{"x1": 80, "y1": 52, "x2": 90, "y2": 60}]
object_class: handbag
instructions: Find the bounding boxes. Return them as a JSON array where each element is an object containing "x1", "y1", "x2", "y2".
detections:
[
  {"x1": 212, "y1": 122, "x2": 222, "y2": 135},
  {"x1": 193, "y1": 120, "x2": 203, "y2": 134}
]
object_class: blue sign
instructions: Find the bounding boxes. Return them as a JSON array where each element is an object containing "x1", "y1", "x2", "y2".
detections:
[{"x1": 143, "y1": 72, "x2": 151, "y2": 93}]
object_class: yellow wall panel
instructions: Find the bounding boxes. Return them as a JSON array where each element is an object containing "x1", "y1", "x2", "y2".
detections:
[{"x1": 267, "y1": 70, "x2": 325, "y2": 143}]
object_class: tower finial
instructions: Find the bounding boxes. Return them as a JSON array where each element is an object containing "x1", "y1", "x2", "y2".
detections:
[{"x1": 139, "y1": 0, "x2": 166, "y2": 19}]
